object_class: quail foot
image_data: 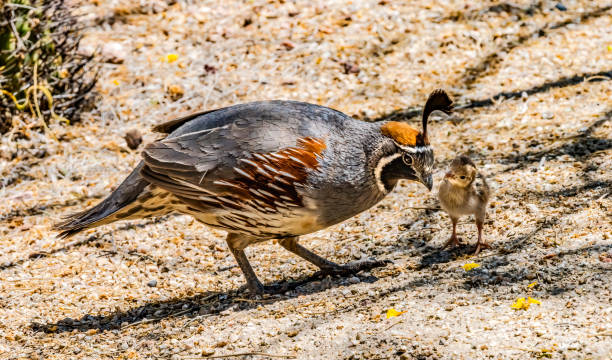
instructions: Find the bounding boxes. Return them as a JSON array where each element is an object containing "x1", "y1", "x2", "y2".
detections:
[
  {"x1": 55, "y1": 89, "x2": 453, "y2": 295},
  {"x1": 438, "y1": 156, "x2": 491, "y2": 255}
]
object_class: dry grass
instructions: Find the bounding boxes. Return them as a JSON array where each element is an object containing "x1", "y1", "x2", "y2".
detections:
[{"x1": 0, "y1": 1, "x2": 611, "y2": 359}]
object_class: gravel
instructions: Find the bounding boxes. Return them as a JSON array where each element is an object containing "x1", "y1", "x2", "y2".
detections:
[{"x1": 0, "y1": 0, "x2": 611, "y2": 359}]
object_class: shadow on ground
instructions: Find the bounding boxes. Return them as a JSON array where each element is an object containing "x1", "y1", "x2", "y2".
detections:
[{"x1": 30, "y1": 269, "x2": 383, "y2": 334}]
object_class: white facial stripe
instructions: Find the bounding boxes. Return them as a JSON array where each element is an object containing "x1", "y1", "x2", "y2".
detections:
[
  {"x1": 374, "y1": 153, "x2": 402, "y2": 193},
  {"x1": 398, "y1": 144, "x2": 432, "y2": 153}
]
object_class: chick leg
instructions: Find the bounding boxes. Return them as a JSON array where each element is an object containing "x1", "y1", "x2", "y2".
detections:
[
  {"x1": 278, "y1": 236, "x2": 389, "y2": 276},
  {"x1": 442, "y1": 217, "x2": 461, "y2": 249},
  {"x1": 226, "y1": 233, "x2": 264, "y2": 295},
  {"x1": 473, "y1": 219, "x2": 491, "y2": 255}
]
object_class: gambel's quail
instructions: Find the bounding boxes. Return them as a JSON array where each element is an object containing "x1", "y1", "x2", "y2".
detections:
[
  {"x1": 438, "y1": 155, "x2": 492, "y2": 255},
  {"x1": 55, "y1": 89, "x2": 453, "y2": 294}
]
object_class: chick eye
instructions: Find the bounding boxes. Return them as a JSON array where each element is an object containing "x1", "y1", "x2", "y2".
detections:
[
  {"x1": 460, "y1": 176, "x2": 466, "y2": 179},
  {"x1": 402, "y1": 154, "x2": 413, "y2": 166}
]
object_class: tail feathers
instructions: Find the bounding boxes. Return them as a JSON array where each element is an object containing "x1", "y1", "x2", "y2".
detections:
[
  {"x1": 54, "y1": 162, "x2": 150, "y2": 238},
  {"x1": 54, "y1": 203, "x2": 115, "y2": 239}
]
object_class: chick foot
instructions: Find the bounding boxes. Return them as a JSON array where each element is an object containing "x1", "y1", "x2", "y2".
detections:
[
  {"x1": 473, "y1": 241, "x2": 492, "y2": 256},
  {"x1": 442, "y1": 235, "x2": 462, "y2": 250}
]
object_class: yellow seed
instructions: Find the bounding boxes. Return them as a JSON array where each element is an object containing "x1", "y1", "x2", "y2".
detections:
[
  {"x1": 386, "y1": 308, "x2": 406, "y2": 319},
  {"x1": 462, "y1": 263, "x2": 480, "y2": 271},
  {"x1": 167, "y1": 53, "x2": 179, "y2": 63}
]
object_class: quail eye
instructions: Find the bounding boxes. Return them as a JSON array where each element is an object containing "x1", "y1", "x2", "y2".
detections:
[
  {"x1": 402, "y1": 154, "x2": 413, "y2": 166},
  {"x1": 460, "y1": 176, "x2": 466, "y2": 179}
]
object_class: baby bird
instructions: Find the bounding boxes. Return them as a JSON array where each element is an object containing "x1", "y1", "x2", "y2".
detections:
[{"x1": 438, "y1": 156, "x2": 491, "y2": 255}]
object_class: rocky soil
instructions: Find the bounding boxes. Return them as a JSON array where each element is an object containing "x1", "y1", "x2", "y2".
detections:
[{"x1": 1, "y1": 1, "x2": 610, "y2": 359}]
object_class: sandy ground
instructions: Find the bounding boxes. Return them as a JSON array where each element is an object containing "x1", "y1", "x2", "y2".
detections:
[{"x1": 1, "y1": 0, "x2": 611, "y2": 359}]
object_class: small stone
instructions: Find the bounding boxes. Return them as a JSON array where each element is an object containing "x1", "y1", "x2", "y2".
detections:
[
  {"x1": 214, "y1": 341, "x2": 228, "y2": 348},
  {"x1": 124, "y1": 129, "x2": 142, "y2": 150},
  {"x1": 101, "y1": 42, "x2": 126, "y2": 64},
  {"x1": 147, "y1": 279, "x2": 158, "y2": 287},
  {"x1": 348, "y1": 276, "x2": 360, "y2": 284},
  {"x1": 281, "y1": 41, "x2": 295, "y2": 50},
  {"x1": 287, "y1": 329, "x2": 299, "y2": 337},
  {"x1": 201, "y1": 349, "x2": 215, "y2": 356},
  {"x1": 167, "y1": 84, "x2": 184, "y2": 101},
  {"x1": 342, "y1": 62, "x2": 360, "y2": 74},
  {"x1": 542, "y1": 112, "x2": 554, "y2": 119},
  {"x1": 555, "y1": 3, "x2": 567, "y2": 11}
]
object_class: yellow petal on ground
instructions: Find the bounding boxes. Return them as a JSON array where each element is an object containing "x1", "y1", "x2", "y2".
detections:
[
  {"x1": 112, "y1": 79, "x2": 120, "y2": 86},
  {"x1": 527, "y1": 281, "x2": 538, "y2": 288},
  {"x1": 511, "y1": 297, "x2": 530, "y2": 310},
  {"x1": 386, "y1": 308, "x2": 406, "y2": 319},
  {"x1": 527, "y1": 297, "x2": 541, "y2": 305},
  {"x1": 462, "y1": 263, "x2": 480, "y2": 271},
  {"x1": 167, "y1": 53, "x2": 179, "y2": 63}
]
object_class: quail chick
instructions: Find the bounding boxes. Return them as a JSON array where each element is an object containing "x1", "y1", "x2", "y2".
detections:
[{"x1": 438, "y1": 156, "x2": 491, "y2": 255}]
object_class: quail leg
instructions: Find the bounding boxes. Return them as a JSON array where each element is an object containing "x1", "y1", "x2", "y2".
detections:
[
  {"x1": 225, "y1": 233, "x2": 265, "y2": 295},
  {"x1": 473, "y1": 219, "x2": 491, "y2": 255},
  {"x1": 278, "y1": 237, "x2": 390, "y2": 277},
  {"x1": 442, "y1": 217, "x2": 461, "y2": 249}
]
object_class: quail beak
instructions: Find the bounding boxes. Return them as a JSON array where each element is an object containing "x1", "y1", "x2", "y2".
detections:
[
  {"x1": 422, "y1": 174, "x2": 433, "y2": 191},
  {"x1": 444, "y1": 172, "x2": 454, "y2": 179}
]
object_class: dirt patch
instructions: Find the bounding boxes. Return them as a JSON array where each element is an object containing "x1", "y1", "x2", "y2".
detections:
[{"x1": 1, "y1": 1, "x2": 610, "y2": 359}]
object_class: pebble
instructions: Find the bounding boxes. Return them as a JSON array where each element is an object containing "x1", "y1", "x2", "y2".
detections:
[
  {"x1": 101, "y1": 42, "x2": 126, "y2": 64},
  {"x1": 124, "y1": 129, "x2": 143, "y2": 150},
  {"x1": 348, "y1": 276, "x2": 361, "y2": 284},
  {"x1": 147, "y1": 279, "x2": 158, "y2": 287}
]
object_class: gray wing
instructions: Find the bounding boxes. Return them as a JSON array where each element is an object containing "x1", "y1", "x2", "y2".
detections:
[{"x1": 140, "y1": 101, "x2": 342, "y2": 205}]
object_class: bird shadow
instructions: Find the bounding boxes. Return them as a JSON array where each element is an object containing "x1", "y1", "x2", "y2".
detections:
[{"x1": 29, "y1": 268, "x2": 382, "y2": 334}]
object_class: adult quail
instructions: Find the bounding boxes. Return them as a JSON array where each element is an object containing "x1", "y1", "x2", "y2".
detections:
[
  {"x1": 55, "y1": 89, "x2": 453, "y2": 294},
  {"x1": 438, "y1": 155, "x2": 491, "y2": 255}
]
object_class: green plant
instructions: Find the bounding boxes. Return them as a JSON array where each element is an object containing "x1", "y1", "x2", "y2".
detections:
[{"x1": 0, "y1": 0, "x2": 97, "y2": 134}]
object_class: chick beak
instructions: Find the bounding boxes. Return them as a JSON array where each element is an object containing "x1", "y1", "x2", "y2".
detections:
[{"x1": 422, "y1": 174, "x2": 433, "y2": 191}]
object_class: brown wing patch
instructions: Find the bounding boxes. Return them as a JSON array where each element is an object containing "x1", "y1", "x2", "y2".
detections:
[
  {"x1": 202, "y1": 137, "x2": 326, "y2": 211},
  {"x1": 380, "y1": 121, "x2": 424, "y2": 146}
]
